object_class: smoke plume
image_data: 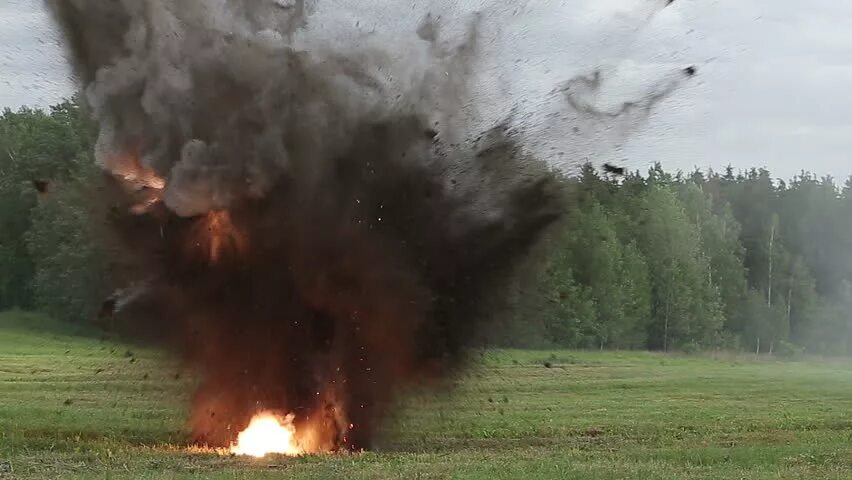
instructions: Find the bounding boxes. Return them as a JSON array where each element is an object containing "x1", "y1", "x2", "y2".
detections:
[{"x1": 46, "y1": 0, "x2": 688, "y2": 451}]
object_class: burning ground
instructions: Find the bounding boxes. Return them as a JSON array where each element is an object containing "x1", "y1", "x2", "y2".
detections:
[{"x1": 45, "y1": 0, "x2": 689, "y2": 454}]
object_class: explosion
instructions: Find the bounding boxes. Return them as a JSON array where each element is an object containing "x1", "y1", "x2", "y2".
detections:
[
  {"x1": 46, "y1": 0, "x2": 689, "y2": 453},
  {"x1": 230, "y1": 412, "x2": 302, "y2": 458}
]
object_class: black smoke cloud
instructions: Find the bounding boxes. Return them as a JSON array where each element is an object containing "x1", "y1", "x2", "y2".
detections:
[{"x1": 46, "y1": 0, "x2": 685, "y2": 451}]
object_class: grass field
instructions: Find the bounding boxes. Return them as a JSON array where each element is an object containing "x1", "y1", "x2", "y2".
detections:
[{"x1": 1, "y1": 311, "x2": 851, "y2": 479}]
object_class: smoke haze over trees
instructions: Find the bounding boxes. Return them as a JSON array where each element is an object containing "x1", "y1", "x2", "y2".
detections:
[{"x1": 1, "y1": 99, "x2": 851, "y2": 357}]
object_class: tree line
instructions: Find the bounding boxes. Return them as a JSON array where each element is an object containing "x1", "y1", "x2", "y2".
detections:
[
  {"x1": 1, "y1": 100, "x2": 851, "y2": 356},
  {"x1": 499, "y1": 163, "x2": 852, "y2": 356}
]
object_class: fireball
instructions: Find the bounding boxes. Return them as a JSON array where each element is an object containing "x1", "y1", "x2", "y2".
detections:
[{"x1": 230, "y1": 412, "x2": 303, "y2": 458}]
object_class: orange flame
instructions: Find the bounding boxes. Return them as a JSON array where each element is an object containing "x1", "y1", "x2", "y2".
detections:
[
  {"x1": 109, "y1": 155, "x2": 166, "y2": 190},
  {"x1": 192, "y1": 210, "x2": 247, "y2": 264},
  {"x1": 230, "y1": 412, "x2": 303, "y2": 458},
  {"x1": 107, "y1": 154, "x2": 166, "y2": 214}
]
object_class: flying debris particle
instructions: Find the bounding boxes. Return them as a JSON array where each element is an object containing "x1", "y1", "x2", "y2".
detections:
[
  {"x1": 32, "y1": 180, "x2": 49, "y2": 196},
  {"x1": 98, "y1": 297, "x2": 117, "y2": 319},
  {"x1": 602, "y1": 163, "x2": 626, "y2": 176}
]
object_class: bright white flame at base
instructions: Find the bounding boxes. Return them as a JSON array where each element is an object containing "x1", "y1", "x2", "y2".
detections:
[{"x1": 230, "y1": 412, "x2": 303, "y2": 458}]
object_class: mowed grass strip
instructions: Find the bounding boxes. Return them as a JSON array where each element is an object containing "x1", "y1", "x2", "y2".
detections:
[{"x1": 1, "y1": 311, "x2": 850, "y2": 479}]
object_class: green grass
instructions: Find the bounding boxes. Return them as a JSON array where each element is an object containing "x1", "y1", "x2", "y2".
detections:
[{"x1": 1, "y1": 311, "x2": 851, "y2": 479}]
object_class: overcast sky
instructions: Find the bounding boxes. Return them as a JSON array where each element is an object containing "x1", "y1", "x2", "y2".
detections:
[{"x1": 1, "y1": 0, "x2": 850, "y2": 181}]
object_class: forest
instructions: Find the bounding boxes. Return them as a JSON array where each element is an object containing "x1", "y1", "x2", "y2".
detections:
[{"x1": 2, "y1": 99, "x2": 851, "y2": 356}]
